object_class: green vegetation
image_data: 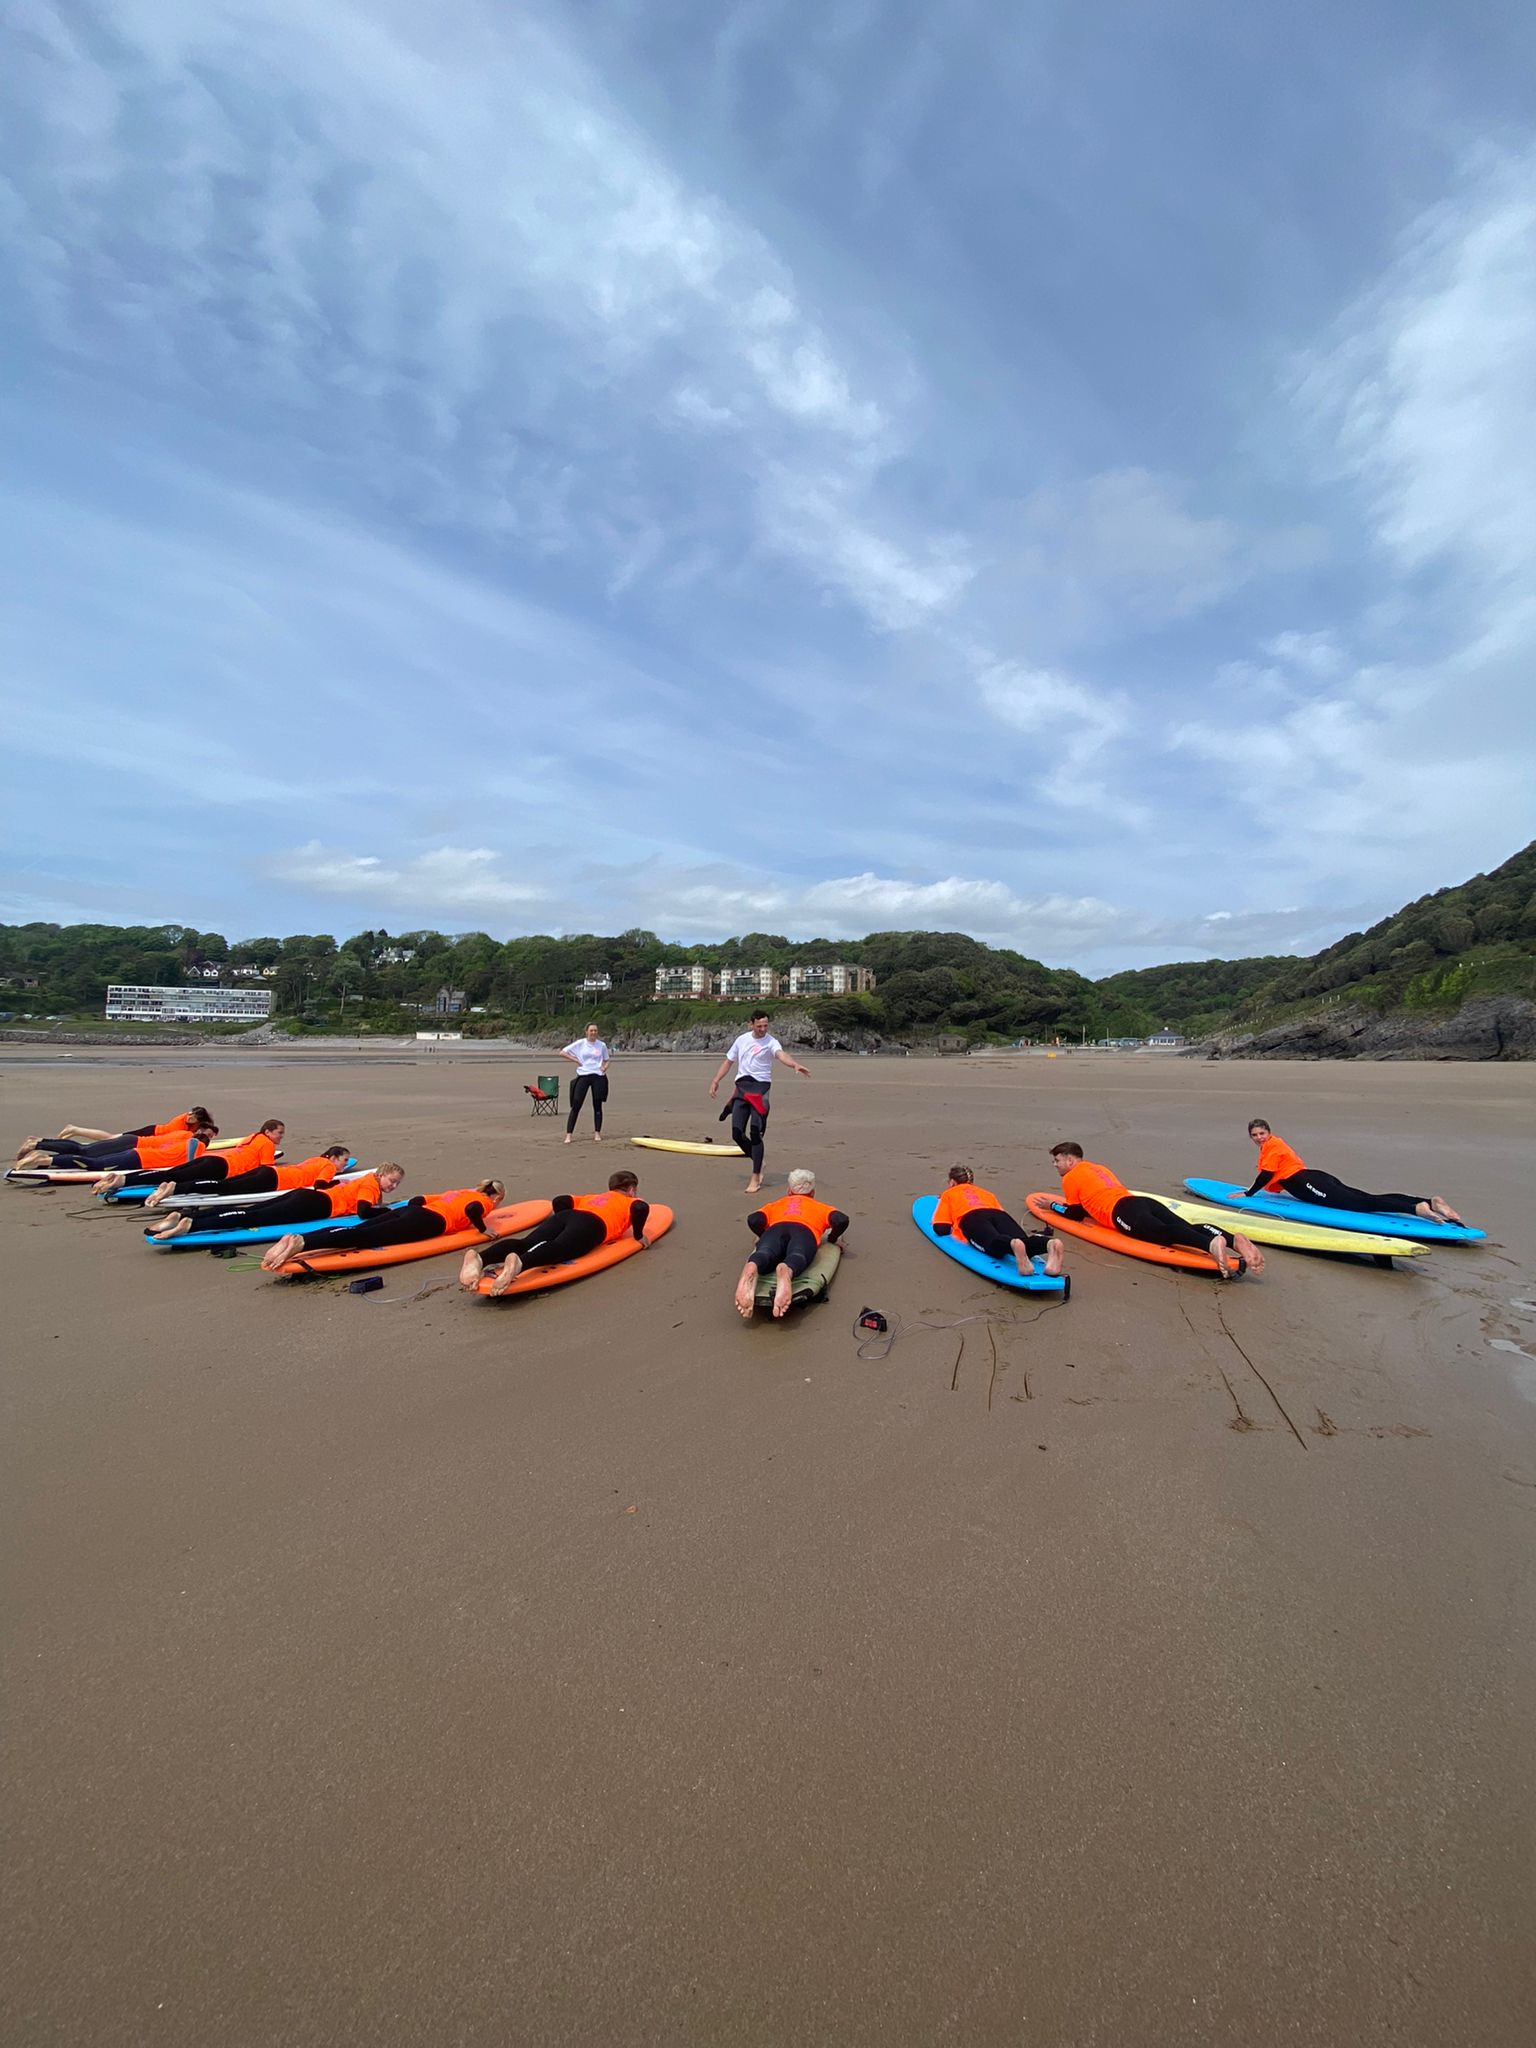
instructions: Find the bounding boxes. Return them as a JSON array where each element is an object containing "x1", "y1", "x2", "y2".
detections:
[{"x1": 2, "y1": 841, "x2": 1530, "y2": 1044}]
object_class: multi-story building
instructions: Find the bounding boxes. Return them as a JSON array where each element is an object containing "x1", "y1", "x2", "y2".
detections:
[
  {"x1": 106, "y1": 984, "x2": 274, "y2": 1023},
  {"x1": 786, "y1": 963, "x2": 876, "y2": 997},
  {"x1": 654, "y1": 964, "x2": 714, "y2": 999},
  {"x1": 716, "y1": 965, "x2": 780, "y2": 1000},
  {"x1": 230, "y1": 963, "x2": 279, "y2": 980},
  {"x1": 581, "y1": 973, "x2": 613, "y2": 993},
  {"x1": 432, "y1": 986, "x2": 468, "y2": 1016},
  {"x1": 378, "y1": 946, "x2": 417, "y2": 966}
]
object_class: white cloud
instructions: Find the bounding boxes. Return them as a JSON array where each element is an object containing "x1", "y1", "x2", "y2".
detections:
[
  {"x1": 267, "y1": 844, "x2": 1348, "y2": 966},
  {"x1": 1176, "y1": 149, "x2": 1536, "y2": 886},
  {"x1": 269, "y1": 844, "x2": 548, "y2": 917}
]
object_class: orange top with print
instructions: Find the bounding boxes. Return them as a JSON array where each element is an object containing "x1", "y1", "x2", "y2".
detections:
[
  {"x1": 273, "y1": 1154, "x2": 344, "y2": 1191},
  {"x1": 756, "y1": 1193, "x2": 837, "y2": 1238},
  {"x1": 1059, "y1": 1159, "x2": 1127, "y2": 1230},
  {"x1": 136, "y1": 1131, "x2": 205, "y2": 1169},
  {"x1": 1256, "y1": 1135, "x2": 1306, "y2": 1187},
  {"x1": 932, "y1": 1183, "x2": 1003, "y2": 1231},
  {"x1": 420, "y1": 1188, "x2": 488, "y2": 1234},
  {"x1": 324, "y1": 1174, "x2": 381, "y2": 1217},
  {"x1": 218, "y1": 1131, "x2": 279, "y2": 1177},
  {"x1": 573, "y1": 1190, "x2": 640, "y2": 1244}
]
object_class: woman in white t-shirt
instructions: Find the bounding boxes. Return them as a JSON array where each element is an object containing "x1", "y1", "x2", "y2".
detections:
[{"x1": 560, "y1": 1024, "x2": 611, "y2": 1143}]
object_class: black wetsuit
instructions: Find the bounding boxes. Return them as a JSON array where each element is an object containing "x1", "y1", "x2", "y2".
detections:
[
  {"x1": 937, "y1": 1206, "x2": 1051, "y2": 1263},
  {"x1": 1249, "y1": 1169, "x2": 1427, "y2": 1215},
  {"x1": 721, "y1": 1080, "x2": 770, "y2": 1174},
  {"x1": 745, "y1": 1205, "x2": 849, "y2": 1278},
  {"x1": 478, "y1": 1194, "x2": 649, "y2": 1273},
  {"x1": 566, "y1": 1073, "x2": 609, "y2": 1134}
]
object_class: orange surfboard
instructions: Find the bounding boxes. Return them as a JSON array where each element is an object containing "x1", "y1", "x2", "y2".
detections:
[
  {"x1": 474, "y1": 1204, "x2": 674, "y2": 1299},
  {"x1": 274, "y1": 1199, "x2": 552, "y2": 1276},
  {"x1": 1025, "y1": 1192, "x2": 1243, "y2": 1277}
]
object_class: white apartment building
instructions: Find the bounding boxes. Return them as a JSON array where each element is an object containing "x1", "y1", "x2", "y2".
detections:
[
  {"x1": 716, "y1": 965, "x2": 780, "y2": 1000},
  {"x1": 106, "y1": 984, "x2": 274, "y2": 1023},
  {"x1": 786, "y1": 963, "x2": 876, "y2": 997},
  {"x1": 654, "y1": 964, "x2": 715, "y2": 999},
  {"x1": 581, "y1": 973, "x2": 614, "y2": 992}
]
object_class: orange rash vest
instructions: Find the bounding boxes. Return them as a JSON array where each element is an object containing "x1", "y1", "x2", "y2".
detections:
[
  {"x1": 1058, "y1": 1160, "x2": 1128, "y2": 1231},
  {"x1": 1255, "y1": 1135, "x2": 1306, "y2": 1188},
  {"x1": 573, "y1": 1190, "x2": 640, "y2": 1244},
  {"x1": 755, "y1": 1193, "x2": 838, "y2": 1239},
  {"x1": 420, "y1": 1189, "x2": 489, "y2": 1234},
  {"x1": 932, "y1": 1184, "x2": 1004, "y2": 1230},
  {"x1": 323, "y1": 1174, "x2": 382, "y2": 1217}
]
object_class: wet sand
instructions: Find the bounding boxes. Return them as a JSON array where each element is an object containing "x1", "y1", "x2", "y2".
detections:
[{"x1": 3, "y1": 1048, "x2": 1534, "y2": 2046}]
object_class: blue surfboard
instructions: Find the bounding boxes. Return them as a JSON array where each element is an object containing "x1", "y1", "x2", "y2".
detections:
[
  {"x1": 1182, "y1": 1179, "x2": 1484, "y2": 1245},
  {"x1": 144, "y1": 1198, "x2": 404, "y2": 1251},
  {"x1": 911, "y1": 1195, "x2": 1070, "y2": 1295}
]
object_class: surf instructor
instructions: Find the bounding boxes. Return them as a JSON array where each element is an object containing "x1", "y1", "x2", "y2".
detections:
[{"x1": 709, "y1": 1011, "x2": 809, "y2": 1195}]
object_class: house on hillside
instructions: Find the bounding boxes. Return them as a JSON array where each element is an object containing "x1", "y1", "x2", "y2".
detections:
[{"x1": 1147, "y1": 1029, "x2": 1187, "y2": 1047}]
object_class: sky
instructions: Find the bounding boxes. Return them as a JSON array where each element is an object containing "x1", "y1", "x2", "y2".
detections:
[{"x1": 2, "y1": 0, "x2": 1534, "y2": 974}]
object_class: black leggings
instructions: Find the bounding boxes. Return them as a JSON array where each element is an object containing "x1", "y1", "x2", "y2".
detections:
[
  {"x1": 1278, "y1": 1171, "x2": 1425, "y2": 1215},
  {"x1": 37, "y1": 1134, "x2": 141, "y2": 1161},
  {"x1": 959, "y1": 1207, "x2": 1051, "y2": 1262},
  {"x1": 730, "y1": 1083, "x2": 770, "y2": 1174},
  {"x1": 123, "y1": 1154, "x2": 232, "y2": 1192},
  {"x1": 1111, "y1": 1195, "x2": 1228, "y2": 1255},
  {"x1": 566, "y1": 1073, "x2": 609, "y2": 1133},
  {"x1": 479, "y1": 1210, "x2": 605, "y2": 1273},
  {"x1": 206, "y1": 1165, "x2": 282, "y2": 1198},
  {"x1": 750, "y1": 1220, "x2": 818, "y2": 1278},
  {"x1": 300, "y1": 1208, "x2": 449, "y2": 1254},
  {"x1": 178, "y1": 1190, "x2": 332, "y2": 1233}
]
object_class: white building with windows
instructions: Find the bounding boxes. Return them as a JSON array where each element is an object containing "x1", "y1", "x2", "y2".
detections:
[
  {"x1": 581, "y1": 973, "x2": 613, "y2": 992},
  {"x1": 716, "y1": 965, "x2": 780, "y2": 1000},
  {"x1": 106, "y1": 984, "x2": 273, "y2": 1023},
  {"x1": 654, "y1": 964, "x2": 714, "y2": 999},
  {"x1": 786, "y1": 963, "x2": 876, "y2": 996}
]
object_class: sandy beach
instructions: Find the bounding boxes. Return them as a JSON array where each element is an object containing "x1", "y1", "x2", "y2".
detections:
[{"x1": 3, "y1": 1045, "x2": 1534, "y2": 2046}]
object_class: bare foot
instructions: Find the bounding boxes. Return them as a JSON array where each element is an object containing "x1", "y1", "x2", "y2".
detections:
[
  {"x1": 1011, "y1": 1238, "x2": 1032, "y2": 1277},
  {"x1": 458, "y1": 1249, "x2": 485, "y2": 1290},
  {"x1": 96, "y1": 1173, "x2": 127, "y2": 1196},
  {"x1": 592, "y1": 1132, "x2": 602, "y2": 1142},
  {"x1": 13, "y1": 1150, "x2": 48, "y2": 1170},
  {"x1": 734, "y1": 1265, "x2": 759, "y2": 1320},
  {"x1": 744, "y1": 1178, "x2": 763, "y2": 1196},
  {"x1": 486, "y1": 1253, "x2": 524, "y2": 1297},
  {"x1": 771, "y1": 1266, "x2": 794, "y2": 1318},
  {"x1": 143, "y1": 1181, "x2": 176, "y2": 1210},
  {"x1": 563, "y1": 1134, "x2": 573, "y2": 1145},
  {"x1": 262, "y1": 1233, "x2": 303, "y2": 1272},
  {"x1": 17, "y1": 1139, "x2": 39, "y2": 1156},
  {"x1": 1232, "y1": 1233, "x2": 1264, "y2": 1276},
  {"x1": 1424, "y1": 1196, "x2": 1463, "y2": 1224},
  {"x1": 1044, "y1": 1238, "x2": 1065, "y2": 1277},
  {"x1": 149, "y1": 1215, "x2": 193, "y2": 1240}
]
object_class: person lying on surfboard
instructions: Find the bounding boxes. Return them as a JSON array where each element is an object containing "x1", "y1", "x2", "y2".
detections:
[
  {"x1": 144, "y1": 1148, "x2": 366, "y2": 1239},
  {"x1": 1051, "y1": 1144, "x2": 1264, "y2": 1279},
  {"x1": 459, "y1": 1171, "x2": 651, "y2": 1297},
  {"x1": 1240, "y1": 1120, "x2": 1464, "y2": 1224},
  {"x1": 15, "y1": 1107, "x2": 215, "y2": 1168},
  {"x1": 734, "y1": 1169, "x2": 849, "y2": 1321},
  {"x1": 96, "y1": 1120, "x2": 285, "y2": 1197},
  {"x1": 932, "y1": 1165, "x2": 1064, "y2": 1279},
  {"x1": 17, "y1": 1120, "x2": 220, "y2": 1179},
  {"x1": 261, "y1": 1178, "x2": 505, "y2": 1272},
  {"x1": 708, "y1": 1012, "x2": 810, "y2": 1197}
]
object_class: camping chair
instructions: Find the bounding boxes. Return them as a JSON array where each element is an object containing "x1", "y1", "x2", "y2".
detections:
[{"x1": 525, "y1": 1076, "x2": 562, "y2": 1117}]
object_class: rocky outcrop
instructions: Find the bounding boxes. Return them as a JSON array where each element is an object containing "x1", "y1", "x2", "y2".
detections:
[{"x1": 1195, "y1": 995, "x2": 1536, "y2": 1061}]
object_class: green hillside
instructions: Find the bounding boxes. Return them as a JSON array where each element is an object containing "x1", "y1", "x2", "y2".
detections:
[{"x1": 1, "y1": 841, "x2": 1530, "y2": 1043}]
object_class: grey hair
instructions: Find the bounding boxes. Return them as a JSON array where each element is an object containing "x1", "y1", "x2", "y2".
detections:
[{"x1": 786, "y1": 1167, "x2": 816, "y2": 1194}]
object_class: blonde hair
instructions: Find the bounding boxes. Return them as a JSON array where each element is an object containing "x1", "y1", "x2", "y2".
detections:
[
  {"x1": 377, "y1": 1161, "x2": 405, "y2": 1179},
  {"x1": 786, "y1": 1168, "x2": 816, "y2": 1194}
]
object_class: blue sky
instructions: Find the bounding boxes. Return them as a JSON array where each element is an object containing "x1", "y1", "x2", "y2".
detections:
[{"x1": 2, "y1": 0, "x2": 1533, "y2": 973}]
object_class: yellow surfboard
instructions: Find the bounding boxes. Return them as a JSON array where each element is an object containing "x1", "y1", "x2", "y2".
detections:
[
  {"x1": 1136, "y1": 1192, "x2": 1429, "y2": 1259},
  {"x1": 630, "y1": 1136, "x2": 741, "y2": 1157}
]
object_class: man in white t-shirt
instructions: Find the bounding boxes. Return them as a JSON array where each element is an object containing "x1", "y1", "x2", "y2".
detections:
[{"x1": 708, "y1": 1011, "x2": 810, "y2": 1193}]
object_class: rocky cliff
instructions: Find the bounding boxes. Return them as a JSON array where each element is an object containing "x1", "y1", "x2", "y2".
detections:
[{"x1": 1197, "y1": 995, "x2": 1536, "y2": 1061}]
